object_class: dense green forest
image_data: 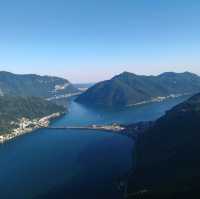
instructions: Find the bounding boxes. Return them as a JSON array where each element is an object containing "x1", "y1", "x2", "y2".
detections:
[
  {"x1": 76, "y1": 72, "x2": 200, "y2": 107},
  {"x1": 127, "y1": 93, "x2": 200, "y2": 198},
  {"x1": 0, "y1": 96, "x2": 65, "y2": 134},
  {"x1": 0, "y1": 71, "x2": 79, "y2": 98}
]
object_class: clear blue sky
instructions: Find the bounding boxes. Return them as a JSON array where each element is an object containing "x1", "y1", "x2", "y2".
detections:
[{"x1": 0, "y1": 0, "x2": 200, "y2": 83}]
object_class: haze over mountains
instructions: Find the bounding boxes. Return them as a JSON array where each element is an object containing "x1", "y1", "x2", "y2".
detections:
[
  {"x1": 1, "y1": 69, "x2": 200, "y2": 197},
  {"x1": 76, "y1": 71, "x2": 200, "y2": 107},
  {"x1": 0, "y1": 71, "x2": 79, "y2": 99}
]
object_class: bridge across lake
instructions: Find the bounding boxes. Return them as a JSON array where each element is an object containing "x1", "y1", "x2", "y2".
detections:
[
  {"x1": 44, "y1": 125, "x2": 134, "y2": 138},
  {"x1": 45, "y1": 125, "x2": 124, "y2": 132}
]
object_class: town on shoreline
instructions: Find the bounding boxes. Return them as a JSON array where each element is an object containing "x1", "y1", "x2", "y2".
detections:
[
  {"x1": 0, "y1": 112, "x2": 62, "y2": 144},
  {"x1": 127, "y1": 93, "x2": 190, "y2": 107},
  {"x1": 0, "y1": 112, "x2": 128, "y2": 144}
]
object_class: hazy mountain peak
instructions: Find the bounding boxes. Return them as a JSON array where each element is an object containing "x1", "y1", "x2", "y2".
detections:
[
  {"x1": 159, "y1": 71, "x2": 178, "y2": 76},
  {"x1": 0, "y1": 71, "x2": 79, "y2": 98},
  {"x1": 0, "y1": 71, "x2": 15, "y2": 75},
  {"x1": 159, "y1": 71, "x2": 198, "y2": 78},
  {"x1": 117, "y1": 71, "x2": 137, "y2": 77},
  {"x1": 121, "y1": 71, "x2": 135, "y2": 75}
]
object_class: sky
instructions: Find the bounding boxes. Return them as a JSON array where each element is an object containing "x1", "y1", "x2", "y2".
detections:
[{"x1": 0, "y1": 0, "x2": 200, "y2": 83}]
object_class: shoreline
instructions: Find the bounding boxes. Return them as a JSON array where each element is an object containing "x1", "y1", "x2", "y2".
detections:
[
  {"x1": 46, "y1": 92, "x2": 82, "y2": 101},
  {"x1": 126, "y1": 93, "x2": 191, "y2": 107},
  {"x1": 0, "y1": 93, "x2": 190, "y2": 144},
  {"x1": 0, "y1": 112, "x2": 65, "y2": 144}
]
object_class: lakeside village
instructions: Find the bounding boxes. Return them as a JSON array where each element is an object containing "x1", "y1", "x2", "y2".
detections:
[
  {"x1": 128, "y1": 93, "x2": 189, "y2": 107},
  {"x1": 0, "y1": 112, "x2": 61, "y2": 143},
  {"x1": 0, "y1": 113, "x2": 125, "y2": 144}
]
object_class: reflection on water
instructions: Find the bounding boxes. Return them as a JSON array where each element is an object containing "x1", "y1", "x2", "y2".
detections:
[
  {"x1": 0, "y1": 95, "x2": 190, "y2": 199},
  {"x1": 52, "y1": 95, "x2": 190, "y2": 127},
  {"x1": 0, "y1": 129, "x2": 133, "y2": 199}
]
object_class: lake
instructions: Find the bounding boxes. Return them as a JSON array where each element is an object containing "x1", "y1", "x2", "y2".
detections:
[{"x1": 0, "y1": 95, "x2": 190, "y2": 199}]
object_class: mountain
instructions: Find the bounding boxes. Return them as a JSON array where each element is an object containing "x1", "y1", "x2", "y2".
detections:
[
  {"x1": 0, "y1": 96, "x2": 65, "y2": 135},
  {"x1": 74, "y1": 83, "x2": 95, "y2": 91},
  {"x1": 76, "y1": 71, "x2": 200, "y2": 107},
  {"x1": 0, "y1": 71, "x2": 79, "y2": 99},
  {"x1": 127, "y1": 93, "x2": 200, "y2": 198}
]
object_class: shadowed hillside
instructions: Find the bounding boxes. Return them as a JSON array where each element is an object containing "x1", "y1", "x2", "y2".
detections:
[
  {"x1": 0, "y1": 71, "x2": 79, "y2": 99},
  {"x1": 127, "y1": 93, "x2": 200, "y2": 198}
]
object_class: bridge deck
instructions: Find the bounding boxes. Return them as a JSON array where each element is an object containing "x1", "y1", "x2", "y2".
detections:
[{"x1": 43, "y1": 126, "x2": 134, "y2": 138}]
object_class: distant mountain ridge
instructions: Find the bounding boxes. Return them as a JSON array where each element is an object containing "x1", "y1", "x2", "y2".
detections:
[
  {"x1": 0, "y1": 71, "x2": 79, "y2": 99},
  {"x1": 127, "y1": 93, "x2": 200, "y2": 198},
  {"x1": 76, "y1": 71, "x2": 200, "y2": 107}
]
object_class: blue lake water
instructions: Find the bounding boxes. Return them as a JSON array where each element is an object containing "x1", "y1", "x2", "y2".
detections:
[{"x1": 0, "y1": 95, "x2": 190, "y2": 199}]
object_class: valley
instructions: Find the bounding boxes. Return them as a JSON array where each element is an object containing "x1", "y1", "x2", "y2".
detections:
[
  {"x1": 0, "y1": 86, "x2": 189, "y2": 199},
  {"x1": 0, "y1": 71, "x2": 199, "y2": 199},
  {"x1": 1, "y1": 1, "x2": 199, "y2": 198}
]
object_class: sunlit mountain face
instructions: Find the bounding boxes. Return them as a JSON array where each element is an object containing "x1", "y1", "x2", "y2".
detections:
[{"x1": 76, "y1": 72, "x2": 200, "y2": 107}]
